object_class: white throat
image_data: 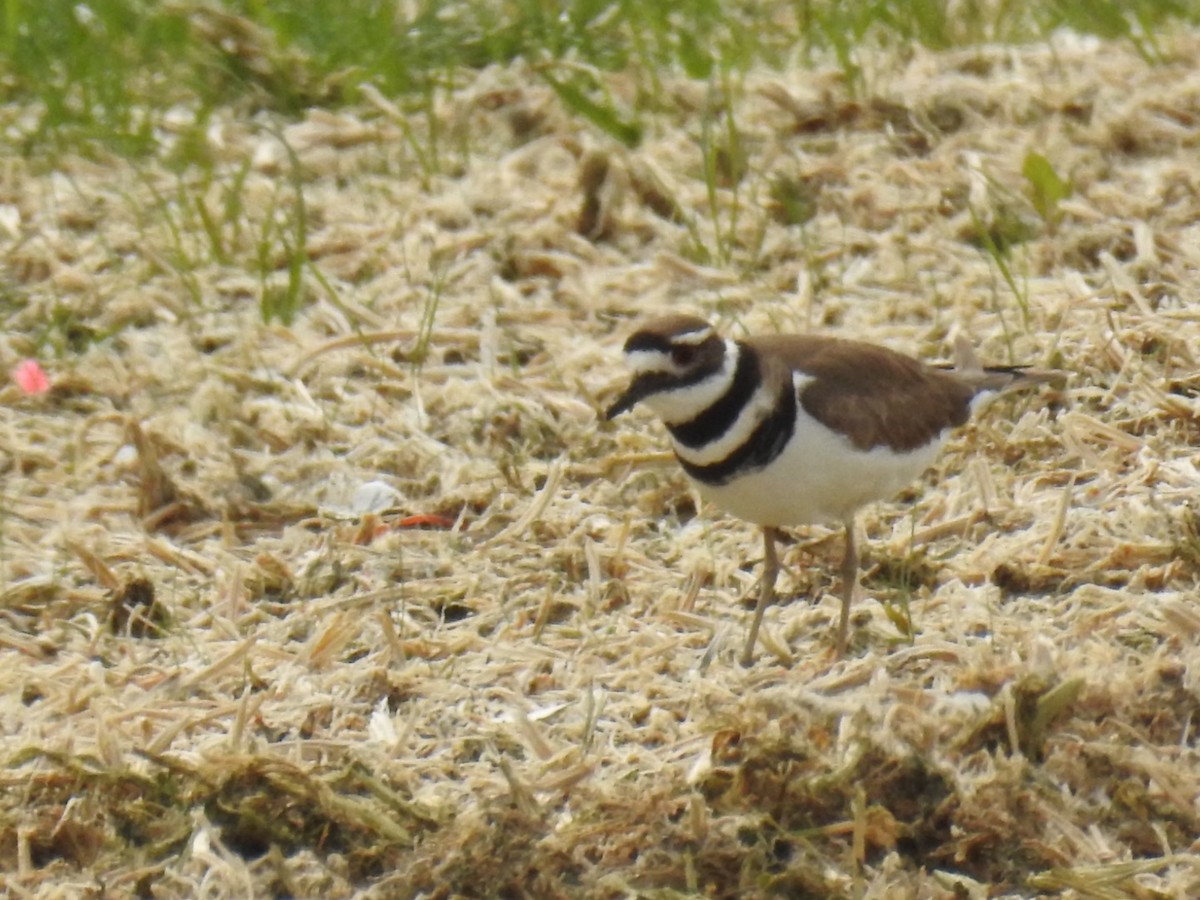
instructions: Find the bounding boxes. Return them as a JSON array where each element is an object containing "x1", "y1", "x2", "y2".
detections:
[{"x1": 634, "y1": 339, "x2": 740, "y2": 426}]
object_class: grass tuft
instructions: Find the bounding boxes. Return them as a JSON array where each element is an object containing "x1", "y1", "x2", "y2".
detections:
[{"x1": 6, "y1": 1, "x2": 1200, "y2": 157}]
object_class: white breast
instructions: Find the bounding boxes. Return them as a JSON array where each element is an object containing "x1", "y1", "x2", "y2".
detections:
[{"x1": 676, "y1": 376, "x2": 946, "y2": 527}]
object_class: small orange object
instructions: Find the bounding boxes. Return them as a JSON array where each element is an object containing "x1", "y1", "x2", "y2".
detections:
[
  {"x1": 12, "y1": 359, "x2": 50, "y2": 395},
  {"x1": 394, "y1": 513, "x2": 457, "y2": 530}
]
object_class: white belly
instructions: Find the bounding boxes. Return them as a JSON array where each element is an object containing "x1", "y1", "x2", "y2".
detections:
[{"x1": 681, "y1": 406, "x2": 945, "y2": 527}]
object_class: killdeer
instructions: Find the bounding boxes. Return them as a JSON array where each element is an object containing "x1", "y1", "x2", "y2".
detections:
[{"x1": 606, "y1": 314, "x2": 1058, "y2": 664}]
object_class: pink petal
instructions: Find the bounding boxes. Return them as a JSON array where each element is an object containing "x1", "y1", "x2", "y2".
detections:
[{"x1": 12, "y1": 359, "x2": 51, "y2": 395}]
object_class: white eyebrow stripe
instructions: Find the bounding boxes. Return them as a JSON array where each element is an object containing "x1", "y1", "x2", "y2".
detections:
[
  {"x1": 625, "y1": 348, "x2": 672, "y2": 375},
  {"x1": 670, "y1": 327, "x2": 715, "y2": 346}
]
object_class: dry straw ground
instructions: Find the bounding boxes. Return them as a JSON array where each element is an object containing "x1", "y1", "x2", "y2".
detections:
[{"x1": 2, "y1": 27, "x2": 1200, "y2": 900}]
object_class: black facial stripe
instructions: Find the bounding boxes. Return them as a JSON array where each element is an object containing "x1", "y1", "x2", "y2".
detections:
[
  {"x1": 676, "y1": 382, "x2": 796, "y2": 486},
  {"x1": 667, "y1": 343, "x2": 758, "y2": 449},
  {"x1": 624, "y1": 354, "x2": 721, "y2": 400}
]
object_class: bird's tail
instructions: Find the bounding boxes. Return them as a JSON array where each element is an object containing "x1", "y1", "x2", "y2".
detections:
[{"x1": 946, "y1": 333, "x2": 1066, "y2": 396}]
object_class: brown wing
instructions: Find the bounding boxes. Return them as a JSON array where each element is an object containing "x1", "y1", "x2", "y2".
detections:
[{"x1": 748, "y1": 334, "x2": 976, "y2": 453}]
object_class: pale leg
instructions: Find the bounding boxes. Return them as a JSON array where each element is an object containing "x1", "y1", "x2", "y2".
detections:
[
  {"x1": 741, "y1": 526, "x2": 782, "y2": 666},
  {"x1": 835, "y1": 516, "x2": 857, "y2": 656}
]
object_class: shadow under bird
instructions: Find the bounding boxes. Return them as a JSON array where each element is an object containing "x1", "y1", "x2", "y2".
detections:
[{"x1": 606, "y1": 314, "x2": 1061, "y2": 664}]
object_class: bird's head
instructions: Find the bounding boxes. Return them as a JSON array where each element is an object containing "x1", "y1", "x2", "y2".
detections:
[{"x1": 606, "y1": 315, "x2": 732, "y2": 424}]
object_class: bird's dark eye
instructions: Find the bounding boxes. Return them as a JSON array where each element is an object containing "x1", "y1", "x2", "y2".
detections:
[{"x1": 671, "y1": 345, "x2": 695, "y2": 366}]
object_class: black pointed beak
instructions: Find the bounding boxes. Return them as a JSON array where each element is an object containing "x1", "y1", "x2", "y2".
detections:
[{"x1": 605, "y1": 375, "x2": 653, "y2": 420}]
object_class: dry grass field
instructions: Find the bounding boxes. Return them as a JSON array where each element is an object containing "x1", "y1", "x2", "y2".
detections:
[{"x1": 2, "y1": 22, "x2": 1200, "y2": 899}]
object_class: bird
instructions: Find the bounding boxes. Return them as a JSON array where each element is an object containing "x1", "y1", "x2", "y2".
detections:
[{"x1": 605, "y1": 314, "x2": 1059, "y2": 664}]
